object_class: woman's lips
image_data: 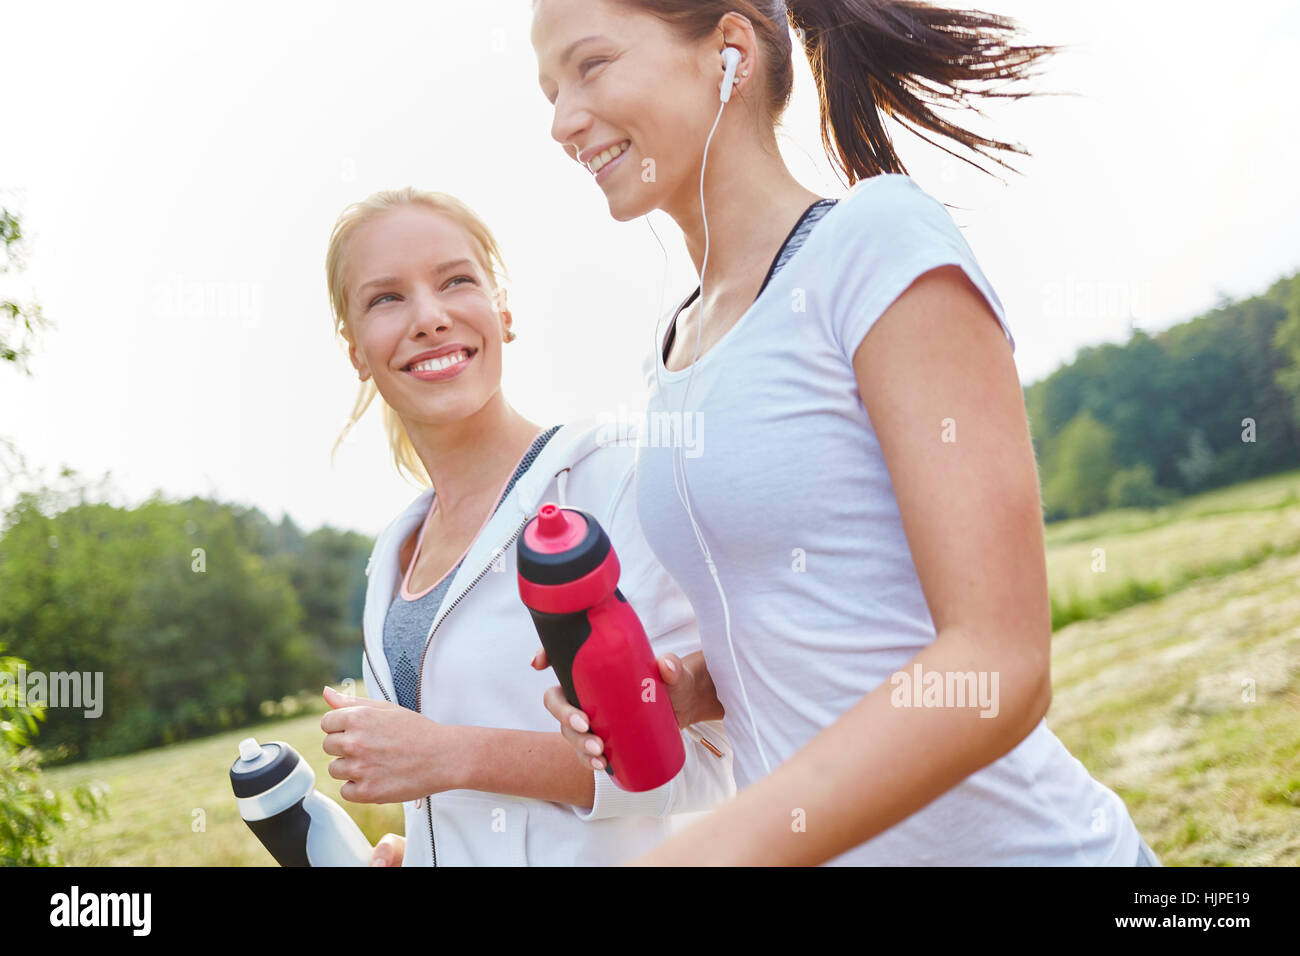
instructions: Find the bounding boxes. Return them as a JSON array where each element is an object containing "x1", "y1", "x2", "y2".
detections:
[
  {"x1": 403, "y1": 349, "x2": 475, "y2": 382},
  {"x1": 594, "y1": 144, "x2": 631, "y2": 185}
]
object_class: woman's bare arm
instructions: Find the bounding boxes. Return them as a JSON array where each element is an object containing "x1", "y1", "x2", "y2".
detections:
[{"x1": 454, "y1": 726, "x2": 596, "y2": 808}]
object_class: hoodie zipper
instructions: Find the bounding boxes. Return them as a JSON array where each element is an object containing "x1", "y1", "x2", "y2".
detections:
[
  {"x1": 408, "y1": 513, "x2": 531, "y2": 868},
  {"x1": 363, "y1": 641, "x2": 391, "y2": 704},
  {"x1": 364, "y1": 434, "x2": 565, "y2": 866}
]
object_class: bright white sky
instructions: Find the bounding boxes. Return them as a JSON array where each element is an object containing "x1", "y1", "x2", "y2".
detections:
[{"x1": 2, "y1": 0, "x2": 1297, "y2": 537}]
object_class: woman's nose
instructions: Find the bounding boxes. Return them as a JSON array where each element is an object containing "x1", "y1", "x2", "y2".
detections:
[
  {"x1": 411, "y1": 288, "x2": 451, "y2": 334},
  {"x1": 550, "y1": 91, "x2": 589, "y2": 159}
]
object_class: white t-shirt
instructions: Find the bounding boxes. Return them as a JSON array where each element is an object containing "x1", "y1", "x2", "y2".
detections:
[{"x1": 634, "y1": 173, "x2": 1140, "y2": 865}]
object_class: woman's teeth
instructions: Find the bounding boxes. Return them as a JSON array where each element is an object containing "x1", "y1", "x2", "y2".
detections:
[
  {"x1": 589, "y1": 141, "x2": 630, "y2": 174},
  {"x1": 409, "y1": 350, "x2": 470, "y2": 373}
]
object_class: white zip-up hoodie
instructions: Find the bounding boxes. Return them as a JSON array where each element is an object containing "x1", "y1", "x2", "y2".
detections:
[{"x1": 359, "y1": 416, "x2": 735, "y2": 866}]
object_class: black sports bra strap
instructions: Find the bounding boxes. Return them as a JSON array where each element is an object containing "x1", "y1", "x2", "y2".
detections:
[{"x1": 662, "y1": 198, "x2": 839, "y2": 363}]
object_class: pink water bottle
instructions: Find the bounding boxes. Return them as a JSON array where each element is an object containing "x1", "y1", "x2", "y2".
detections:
[{"x1": 517, "y1": 503, "x2": 685, "y2": 791}]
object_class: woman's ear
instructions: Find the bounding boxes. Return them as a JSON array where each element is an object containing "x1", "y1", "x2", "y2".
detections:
[
  {"x1": 717, "y1": 13, "x2": 759, "y2": 96},
  {"x1": 349, "y1": 341, "x2": 371, "y2": 381},
  {"x1": 494, "y1": 286, "x2": 517, "y2": 342}
]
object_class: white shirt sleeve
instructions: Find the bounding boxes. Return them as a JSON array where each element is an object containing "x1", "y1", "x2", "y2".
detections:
[
  {"x1": 827, "y1": 175, "x2": 1015, "y2": 361},
  {"x1": 566, "y1": 457, "x2": 737, "y2": 821}
]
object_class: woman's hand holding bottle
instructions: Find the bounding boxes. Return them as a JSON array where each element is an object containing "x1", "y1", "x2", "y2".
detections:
[
  {"x1": 321, "y1": 685, "x2": 470, "y2": 803},
  {"x1": 532, "y1": 648, "x2": 723, "y2": 769}
]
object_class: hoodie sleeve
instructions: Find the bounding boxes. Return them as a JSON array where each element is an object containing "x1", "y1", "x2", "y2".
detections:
[
  {"x1": 566, "y1": 457, "x2": 736, "y2": 822},
  {"x1": 359, "y1": 530, "x2": 388, "y2": 703}
]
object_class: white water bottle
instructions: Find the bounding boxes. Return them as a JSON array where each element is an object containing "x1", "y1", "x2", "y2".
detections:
[{"x1": 230, "y1": 737, "x2": 374, "y2": 867}]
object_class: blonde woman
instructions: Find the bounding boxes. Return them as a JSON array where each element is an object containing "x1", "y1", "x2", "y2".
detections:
[{"x1": 319, "y1": 187, "x2": 734, "y2": 866}]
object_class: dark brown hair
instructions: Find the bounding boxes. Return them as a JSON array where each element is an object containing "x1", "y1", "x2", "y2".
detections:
[{"x1": 612, "y1": 0, "x2": 1062, "y2": 185}]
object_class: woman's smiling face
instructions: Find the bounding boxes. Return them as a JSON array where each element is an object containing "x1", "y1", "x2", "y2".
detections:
[
  {"x1": 344, "y1": 205, "x2": 509, "y2": 424},
  {"x1": 531, "y1": 0, "x2": 716, "y2": 221}
]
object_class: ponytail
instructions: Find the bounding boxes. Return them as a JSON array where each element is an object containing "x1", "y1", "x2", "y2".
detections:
[
  {"x1": 617, "y1": 0, "x2": 1061, "y2": 185},
  {"x1": 788, "y1": 0, "x2": 1060, "y2": 184}
]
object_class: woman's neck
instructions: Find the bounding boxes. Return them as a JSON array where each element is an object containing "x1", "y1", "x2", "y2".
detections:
[
  {"x1": 406, "y1": 393, "x2": 543, "y2": 514},
  {"x1": 663, "y1": 139, "x2": 823, "y2": 289}
]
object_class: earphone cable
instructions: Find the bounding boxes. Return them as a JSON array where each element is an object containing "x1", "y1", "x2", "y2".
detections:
[{"x1": 669, "y1": 86, "x2": 775, "y2": 777}]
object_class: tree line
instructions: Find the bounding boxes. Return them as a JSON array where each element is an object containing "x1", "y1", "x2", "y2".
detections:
[
  {"x1": 0, "y1": 484, "x2": 373, "y2": 764},
  {"x1": 1026, "y1": 272, "x2": 1300, "y2": 520}
]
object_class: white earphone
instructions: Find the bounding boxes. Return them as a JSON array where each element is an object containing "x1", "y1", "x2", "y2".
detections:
[
  {"x1": 647, "y1": 43, "x2": 776, "y2": 777},
  {"x1": 720, "y1": 45, "x2": 742, "y2": 103}
]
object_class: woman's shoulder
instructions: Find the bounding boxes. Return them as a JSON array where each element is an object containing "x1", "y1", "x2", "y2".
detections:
[
  {"x1": 828, "y1": 173, "x2": 952, "y2": 241},
  {"x1": 567, "y1": 421, "x2": 639, "y2": 484},
  {"x1": 811, "y1": 174, "x2": 1014, "y2": 355},
  {"x1": 533, "y1": 416, "x2": 638, "y2": 499},
  {"x1": 844, "y1": 172, "x2": 934, "y2": 205},
  {"x1": 820, "y1": 173, "x2": 986, "y2": 289}
]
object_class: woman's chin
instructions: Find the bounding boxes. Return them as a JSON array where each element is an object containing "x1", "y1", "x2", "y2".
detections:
[
  {"x1": 392, "y1": 390, "x2": 487, "y2": 428},
  {"x1": 606, "y1": 191, "x2": 653, "y2": 223}
]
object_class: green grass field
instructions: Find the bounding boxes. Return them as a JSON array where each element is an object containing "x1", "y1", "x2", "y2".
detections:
[
  {"x1": 38, "y1": 469, "x2": 1300, "y2": 865},
  {"x1": 1048, "y1": 548, "x2": 1300, "y2": 865},
  {"x1": 39, "y1": 693, "x2": 403, "y2": 866},
  {"x1": 1046, "y1": 469, "x2": 1300, "y2": 628}
]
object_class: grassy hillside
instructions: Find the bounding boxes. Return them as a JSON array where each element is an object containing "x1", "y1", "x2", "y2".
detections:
[
  {"x1": 1048, "y1": 549, "x2": 1300, "y2": 865},
  {"x1": 1046, "y1": 469, "x2": 1300, "y2": 628}
]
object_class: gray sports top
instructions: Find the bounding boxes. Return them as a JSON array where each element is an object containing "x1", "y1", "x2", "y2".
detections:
[{"x1": 383, "y1": 425, "x2": 562, "y2": 711}]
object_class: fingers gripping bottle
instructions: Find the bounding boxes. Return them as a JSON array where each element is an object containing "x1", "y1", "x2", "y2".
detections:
[
  {"x1": 230, "y1": 737, "x2": 374, "y2": 866},
  {"x1": 517, "y1": 503, "x2": 685, "y2": 792}
]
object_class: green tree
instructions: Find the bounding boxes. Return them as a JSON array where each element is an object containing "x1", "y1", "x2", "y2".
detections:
[
  {"x1": 1273, "y1": 274, "x2": 1300, "y2": 428},
  {"x1": 288, "y1": 525, "x2": 371, "y2": 680},
  {"x1": 1163, "y1": 290, "x2": 1300, "y2": 487},
  {"x1": 1, "y1": 643, "x2": 110, "y2": 865},
  {"x1": 1175, "y1": 428, "x2": 1216, "y2": 493},
  {"x1": 1042, "y1": 412, "x2": 1118, "y2": 519},
  {"x1": 1030, "y1": 272, "x2": 1300, "y2": 513},
  {"x1": 1, "y1": 207, "x2": 52, "y2": 507},
  {"x1": 1106, "y1": 463, "x2": 1176, "y2": 510},
  {"x1": 0, "y1": 208, "x2": 51, "y2": 374},
  {"x1": 0, "y1": 215, "x2": 108, "y2": 861},
  {"x1": 0, "y1": 487, "x2": 327, "y2": 761}
]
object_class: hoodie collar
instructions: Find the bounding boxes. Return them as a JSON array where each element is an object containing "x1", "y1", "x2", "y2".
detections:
[
  {"x1": 510, "y1": 415, "x2": 606, "y2": 515},
  {"x1": 367, "y1": 414, "x2": 608, "y2": 595},
  {"x1": 362, "y1": 415, "x2": 612, "y2": 704}
]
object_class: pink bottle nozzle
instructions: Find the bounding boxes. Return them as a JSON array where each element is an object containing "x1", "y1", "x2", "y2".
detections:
[
  {"x1": 538, "y1": 504, "x2": 566, "y2": 535},
  {"x1": 525, "y1": 502, "x2": 588, "y2": 554}
]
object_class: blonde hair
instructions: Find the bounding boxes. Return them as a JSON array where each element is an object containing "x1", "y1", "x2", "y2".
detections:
[{"x1": 326, "y1": 188, "x2": 510, "y2": 488}]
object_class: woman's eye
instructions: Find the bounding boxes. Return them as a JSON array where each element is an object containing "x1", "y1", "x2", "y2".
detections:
[
  {"x1": 369, "y1": 294, "x2": 397, "y2": 308},
  {"x1": 446, "y1": 275, "x2": 476, "y2": 288},
  {"x1": 579, "y1": 57, "x2": 607, "y2": 77}
]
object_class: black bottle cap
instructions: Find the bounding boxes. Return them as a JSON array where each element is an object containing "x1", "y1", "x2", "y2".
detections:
[
  {"x1": 517, "y1": 507, "x2": 611, "y2": 586},
  {"x1": 230, "y1": 738, "x2": 300, "y2": 798}
]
